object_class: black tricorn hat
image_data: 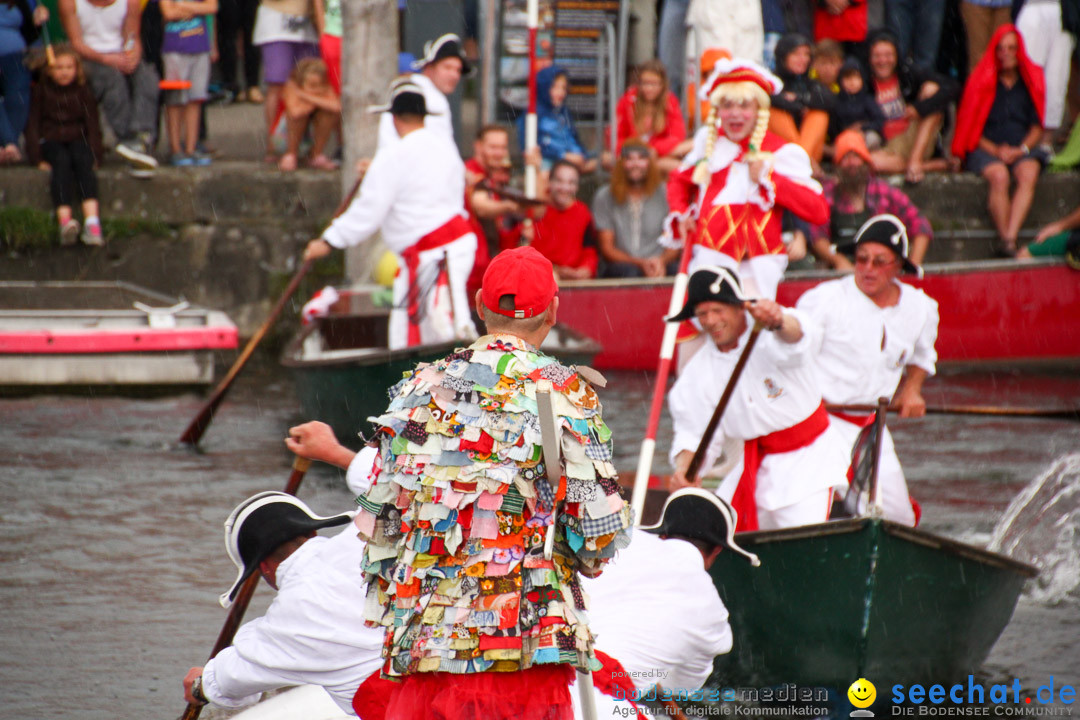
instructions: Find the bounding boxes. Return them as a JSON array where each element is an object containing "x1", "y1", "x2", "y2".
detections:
[
  {"x1": 219, "y1": 491, "x2": 352, "y2": 608},
  {"x1": 411, "y1": 33, "x2": 473, "y2": 76},
  {"x1": 667, "y1": 265, "x2": 749, "y2": 323},
  {"x1": 367, "y1": 80, "x2": 438, "y2": 117},
  {"x1": 836, "y1": 213, "x2": 922, "y2": 277},
  {"x1": 640, "y1": 488, "x2": 761, "y2": 566}
]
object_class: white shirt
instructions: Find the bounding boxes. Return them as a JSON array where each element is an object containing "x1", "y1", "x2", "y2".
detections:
[
  {"x1": 670, "y1": 309, "x2": 824, "y2": 458},
  {"x1": 321, "y1": 126, "x2": 466, "y2": 255},
  {"x1": 202, "y1": 526, "x2": 383, "y2": 714},
  {"x1": 583, "y1": 532, "x2": 732, "y2": 694},
  {"x1": 252, "y1": 5, "x2": 318, "y2": 45},
  {"x1": 669, "y1": 310, "x2": 849, "y2": 509},
  {"x1": 377, "y1": 74, "x2": 455, "y2": 150},
  {"x1": 796, "y1": 276, "x2": 939, "y2": 406},
  {"x1": 74, "y1": 0, "x2": 127, "y2": 54}
]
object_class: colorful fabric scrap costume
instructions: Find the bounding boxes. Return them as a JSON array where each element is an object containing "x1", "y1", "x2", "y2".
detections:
[{"x1": 352, "y1": 333, "x2": 632, "y2": 680}]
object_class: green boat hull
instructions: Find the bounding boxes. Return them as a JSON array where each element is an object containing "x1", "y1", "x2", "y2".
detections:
[{"x1": 709, "y1": 518, "x2": 1037, "y2": 690}]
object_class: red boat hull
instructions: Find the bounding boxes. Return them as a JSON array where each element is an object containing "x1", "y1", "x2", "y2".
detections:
[{"x1": 556, "y1": 259, "x2": 1080, "y2": 370}]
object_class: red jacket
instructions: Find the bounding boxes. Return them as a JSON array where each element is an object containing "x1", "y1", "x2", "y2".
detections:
[
  {"x1": 814, "y1": 0, "x2": 867, "y2": 42},
  {"x1": 615, "y1": 88, "x2": 687, "y2": 157},
  {"x1": 667, "y1": 131, "x2": 829, "y2": 261},
  {"x1": 463, "y1": 157, "x2": 492, "y2": 297},
  {"x1": 951, "y1": 24, "x2": 1045, "y2": 160},
  {"x1": 530, "y1": 200, "x2": 598, "y2": 276}
]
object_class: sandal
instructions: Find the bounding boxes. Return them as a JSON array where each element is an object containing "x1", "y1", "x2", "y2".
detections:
[
  {"x1": 905, "y1": 163, "x2": 925, "y2": 184},
  {"x1": 278, "y1": 153, "x2": 298, "y2": 172},
  {"x1": 307, "y1": 154, "x2": 340, "y2": 170}
]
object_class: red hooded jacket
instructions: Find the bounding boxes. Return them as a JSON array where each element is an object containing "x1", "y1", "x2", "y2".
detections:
[{"x1": 951, "y1": 24, "x2": 1045, "y2": 160}]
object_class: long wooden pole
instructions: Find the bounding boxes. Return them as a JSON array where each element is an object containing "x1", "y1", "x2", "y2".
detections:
[
  {"x1": 630, "y1": 233, "x2": 695, "y2": 524},
  {"x1": 179, "y1": 177, "x2": 364, "y2": 446},
  {"x1": 179, "y1": 455, "x2": 313, "y2": 720},
  {"x1": 524, "y1": 0, "x2": 538, "y2": 199},
  {"x1": 826, "y1": 403, "x2": 1080, "y2": 422},
  {"x1": 686, "y1": 322, "x2": 764, "y2": 483}
]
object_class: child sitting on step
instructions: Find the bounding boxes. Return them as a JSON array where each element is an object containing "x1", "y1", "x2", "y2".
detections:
[
  {"x1": 276, "y1": 57, "x2": 341, "y2": 171},
  {"x1": 24, "y1": 44, "x2": 105, "y2": 246}
]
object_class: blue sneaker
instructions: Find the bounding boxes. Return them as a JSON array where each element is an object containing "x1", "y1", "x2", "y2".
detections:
[
  {"x1": 192, "y1": 152, "x2": 212, "y2": 167},
  {"x1": 171, "y1": 154, "x2": 195, "y2": 167}
]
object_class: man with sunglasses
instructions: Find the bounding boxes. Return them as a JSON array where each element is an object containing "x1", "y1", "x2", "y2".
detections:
[{"x1": 796, "y1": 213, "x2": 939, "y2": 526}]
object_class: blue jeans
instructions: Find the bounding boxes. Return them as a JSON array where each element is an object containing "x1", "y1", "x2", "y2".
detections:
[
  {"x1": 0, "y1": 52, "x2": 31, "y2": 147},
  {"x1": 886, "y1": 0, "x2": 945, "y2": 70},
  {"x1": 658, "y1": 0, "x2": 690, "y2": 102}
]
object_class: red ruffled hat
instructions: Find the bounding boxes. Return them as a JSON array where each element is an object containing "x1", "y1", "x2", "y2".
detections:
[{"x1": 699, "y1": 58, "x2": 783, "y2": 101}]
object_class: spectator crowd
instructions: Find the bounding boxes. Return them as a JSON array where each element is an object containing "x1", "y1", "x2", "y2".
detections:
[{"x1": 1, "y1": 0, "x2": 1079, "y2": 261}]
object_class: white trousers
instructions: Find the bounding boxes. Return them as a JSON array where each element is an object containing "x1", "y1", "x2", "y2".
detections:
[
  {"x1": 829, "y1": 416, "x2": 917, "y2": 526},
  {"x1": 389, "y1": 234, "x2": 478, "y2": 350},
  {"x1": 1017, "y1": 3, "x2": 1076, "y2": 130},
  {"x1": 714, "y1": 429, "x2": 850, "y2": 530}
]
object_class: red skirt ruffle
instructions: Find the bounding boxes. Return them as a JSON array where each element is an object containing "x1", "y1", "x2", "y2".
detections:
[{"x1": 373, "y1": 665, "x2": 576, "y2": 720}]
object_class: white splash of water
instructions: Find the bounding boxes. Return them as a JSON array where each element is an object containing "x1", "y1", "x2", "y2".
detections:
[{"x1": 988, "y1": 454, "x2": 1080, "y2": 605}]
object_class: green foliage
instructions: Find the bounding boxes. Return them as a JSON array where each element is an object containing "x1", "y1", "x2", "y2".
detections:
[
  {"x1": 0, "y1": 207, "x2": 172, "y2": 252},
  {"x1": 101, "y1": 216, "x2": 171, "y2": 240},
  {"x1": 0, "y1": 207, "x2": 56, "y2": 252}
]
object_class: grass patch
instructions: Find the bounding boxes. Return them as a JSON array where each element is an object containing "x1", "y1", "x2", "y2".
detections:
[
  {"x1": 102, "y1": 216, "x2": 172, "y2": 240},
  {"x1": 0, "y1": 207, "x2": 172, "y2": 251},
  {"x1": 0, "y1": 207, "x2": 56, "y2": 252}
]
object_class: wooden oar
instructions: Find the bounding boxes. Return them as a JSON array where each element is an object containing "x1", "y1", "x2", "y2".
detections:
[
  {"x1": 686, "y1": 322, "x2": 764, "y2": 483},
  {"x1": 826, "y1": 403, "x2": 1080, "y2": 422},
  {"x1": 179, "y1": 177, "x2": 363, "y2": 446},
  {"x1": 180, "y1": 454, "x2": 313, "y2": 720}
]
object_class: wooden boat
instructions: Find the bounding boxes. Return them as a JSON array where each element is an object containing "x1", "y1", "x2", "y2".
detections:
[
  {"x1": 556, "y1": 258, "x2": 1080, "y2": 370},
  {"x1": 281, "y1": 289, "x2": 603, "y2": 448},
  {"x1": 0, "y1": 281, "x2": 237, "y2": 389},
  {"x1": 707, "y1": 517, "x2": 1038, "y2": 690}
]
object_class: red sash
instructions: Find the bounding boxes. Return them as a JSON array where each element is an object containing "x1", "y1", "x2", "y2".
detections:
[
  {"x1": 731, "y1": 401, "x2": 829, "y2": 532},
  {"x1": 399, "y1": 215, "x2": 472, "y2": 346},
  {"x1": 828, "y1": 410, "x2": 875, "y2": 429}
]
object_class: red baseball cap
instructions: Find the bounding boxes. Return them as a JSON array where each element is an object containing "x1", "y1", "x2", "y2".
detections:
[{"x1": 481, "y1": 247, "x2": 557, "y2": 318}]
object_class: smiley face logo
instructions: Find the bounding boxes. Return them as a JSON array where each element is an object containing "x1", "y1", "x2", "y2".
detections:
[{"x1": 848, "y1": 678, "x2": 876, "y2": 708}]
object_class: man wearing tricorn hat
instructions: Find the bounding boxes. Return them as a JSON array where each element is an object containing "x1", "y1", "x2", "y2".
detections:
[
  {"x1": 666, "y1": 58, "x2": 829, "y2": 301},
  {"x1": 573, "y1": 489, "x2": 760, "y2": 719},
  {"x1": 667, "y1": 266, "x2": 849, "y2": 531},
  {"x1": 349, "y1": 246, "x2": 632, "y2": 720},
  {"x1": 797, "y1": 214, "x2": 939, "y2": 527},
  {"x1": 378, "y1": 32, "x2": 470, "y2": 149},
  {"x1": 181, "y1": 491, "x2": 383, "y2": 714},
  {"x1": 305, "y1": 81, "x2": 478, "y2": 349}
]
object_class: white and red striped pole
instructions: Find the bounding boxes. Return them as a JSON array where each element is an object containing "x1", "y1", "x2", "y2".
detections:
[
  {"x1": 524, "y1": 0, "x2": 539, "y2": 199},
  {"x1": 630, "y1": 225, "x2": 695, "y2": 525}
]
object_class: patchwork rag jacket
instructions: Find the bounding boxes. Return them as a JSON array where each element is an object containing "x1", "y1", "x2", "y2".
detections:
[{"x1": 353, "y1": 333, "x2": 632, "y2": 677}]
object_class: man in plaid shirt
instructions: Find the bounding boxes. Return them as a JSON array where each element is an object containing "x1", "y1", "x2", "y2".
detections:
[{"x1": 810, "y1": 130, "x2": 932, "y2": 270}]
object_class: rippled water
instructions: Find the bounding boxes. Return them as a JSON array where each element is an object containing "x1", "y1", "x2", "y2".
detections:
[{"x1": 1, "y1": 367, "x2": 1078, "y2": 719}]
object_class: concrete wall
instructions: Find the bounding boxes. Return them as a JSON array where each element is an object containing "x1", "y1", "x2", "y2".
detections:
[
  {"x1": 0, "y1": 163, "x2": 344, "y2": 339},
  {"x1": 3, "y1": 163, "x2": 1078, "y2": 336}
]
